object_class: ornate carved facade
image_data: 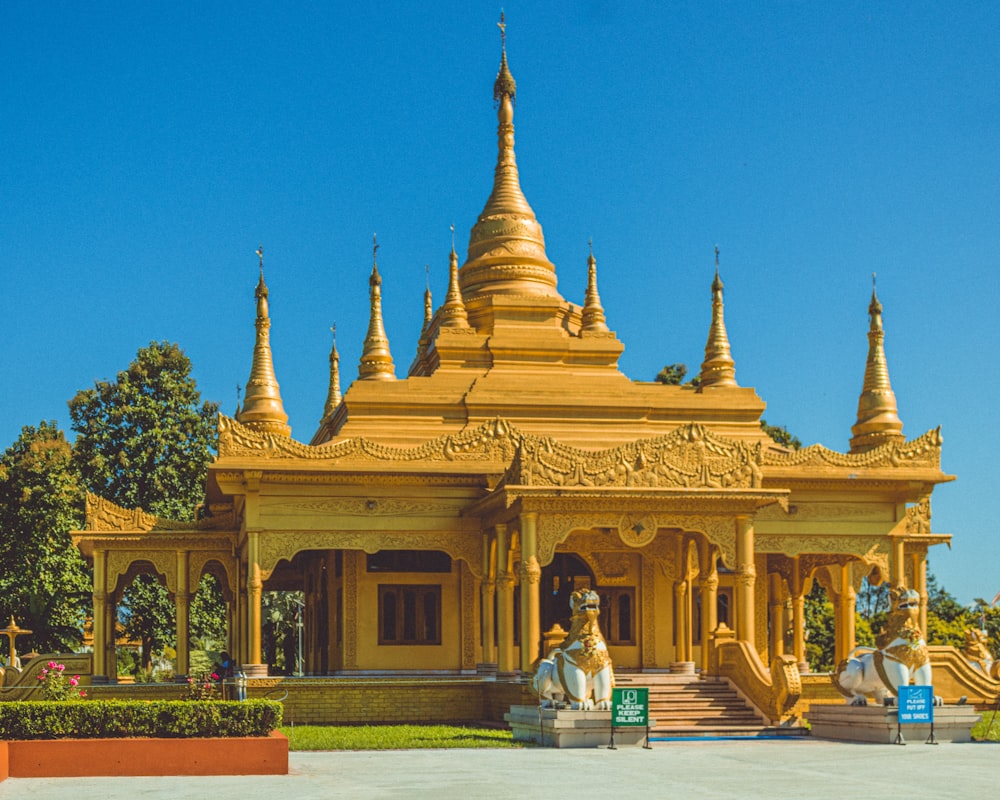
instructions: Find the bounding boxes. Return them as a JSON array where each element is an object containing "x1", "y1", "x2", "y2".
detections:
[{"x1": 73, "y1": 25, "x2": 952, "y2": 690}]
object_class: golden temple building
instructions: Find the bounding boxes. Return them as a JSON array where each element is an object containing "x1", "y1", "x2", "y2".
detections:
[{"x1": 72, "y1": 21, "x2": 962, "y2": 724}]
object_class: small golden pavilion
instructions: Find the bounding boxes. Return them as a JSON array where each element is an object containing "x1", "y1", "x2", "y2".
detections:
[{"x1": 74, "y1": 23, "x2": 952, "y2": 699}]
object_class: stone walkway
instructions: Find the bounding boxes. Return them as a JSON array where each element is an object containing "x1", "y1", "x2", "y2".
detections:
[{"x1": 1, "y1": 739, "x2": 997, "y2": 799}]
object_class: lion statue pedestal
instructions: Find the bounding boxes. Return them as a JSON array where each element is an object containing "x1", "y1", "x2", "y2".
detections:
[{"x1": 506, "y1": 589, "x2": 655, "y2": 747}]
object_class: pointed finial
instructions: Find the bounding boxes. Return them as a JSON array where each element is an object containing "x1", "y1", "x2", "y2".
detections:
[
  {"x1": 851, "y1": 276, "x2": 903, "y2": 452},
  {"x1": 580, "y1": 240, "x2": 609, "y2": 334},
  {"x1": 493, "y1": 10, "x2": 516, "y2": 105},
  {"x1": 358, "y1": 237, "x2": 395, "y2": 380},
  {"x1": 322, "y1": 322, "x2": 342, "y2": 420},
  {"x1": 238, "y1": 247, "x2": 290, "y2": 435},
  {"x1": 234, "y1": 383, "x2": 242, "y2": 416},
  {"x1": 423, "y1": 266, "x2": 433, "y2": 325},
  {"x1": 441, "y1": 227, "x2": 470, "y2": 329},
  {"x1": 698, "y1": 247, "x2": 737, "y2": 388}
]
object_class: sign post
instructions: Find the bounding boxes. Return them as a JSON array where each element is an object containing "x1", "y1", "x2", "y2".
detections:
[
  {"x1": 610, "y1": 687, "x2": 651, "y2": 749},
  {"x1": 896, "y1": 685, "x2": 936, "y2": 745}
]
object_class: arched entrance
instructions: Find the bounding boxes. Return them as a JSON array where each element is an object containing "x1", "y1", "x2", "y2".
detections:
[{"x1": 540, "y1": 553, "x2": 595, "y2": 635}]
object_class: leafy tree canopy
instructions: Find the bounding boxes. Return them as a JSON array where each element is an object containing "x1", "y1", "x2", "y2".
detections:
[
  {"x1": 0, "y1": 422, "x2": 91, "y2": 654},
  {"x1": 68, "y1": 341, "x2": 219, "y2": 521},
  {"x1": 760, "y1": 419, "x2": 802, "y2": 450}
]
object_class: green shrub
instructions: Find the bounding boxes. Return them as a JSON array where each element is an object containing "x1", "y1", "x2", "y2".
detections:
[{"x1": 0, "y1": 699, "x2": 282, "y2": 740}]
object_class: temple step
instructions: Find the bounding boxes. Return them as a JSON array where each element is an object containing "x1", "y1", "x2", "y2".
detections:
[{"x1": 623, "y1": 674, "x2": 783, "y2": 737}]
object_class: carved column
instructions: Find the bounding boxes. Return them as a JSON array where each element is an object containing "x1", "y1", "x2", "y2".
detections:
[
  {"x1": 174, "y1": 550, "x2": 190, "y2": 678},
  {"x1": 247, "y1": 530, "x2": 263, "y2": 669},
  {"x1": 891, "y1": 537, "x2": 906, "y2": 586},
  {"x1": 673, "y1": 580, "x2": 689, "y2": 662},
  {"x1": 495, "y1": 524, "x2": 516, "y2": 674},
  {"x1": 698, "y1": 544, "x2": 719, "y2": 674},
  {"x1": 326, "y1": 550, "x2": 339, "y2": 673},
  {"x1": 92, "y1": 550, "x2": 107, "y2": 680},
  {"x1": 790, "y1": 556, "x2": 808, "y2": 672},
  {"x1": 105, "y1": 588, "x2": 117, "y2": 683},
  {"x1": 835, "y1": 563, "x2": 856, "y2": 666},
  {"x1": 480, "y1": 532, "x2": 497, "y2": 666},
  {"x1": 768, "y1": 572, "x2": 785, "y2": 660},
  {"x1": 913, "y1": 549, "x2": 928, "y2": 637},
  {"x1": 519, "y1": 512, "x2": 542, "y2": 673},
  {"x1": 734, "y1": 516, "x2": 756, "y2": 643}
]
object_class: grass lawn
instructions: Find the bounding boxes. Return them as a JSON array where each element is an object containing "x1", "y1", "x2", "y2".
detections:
[
  {"x1": 279, "y1": 724, "x2": 525, "y2": 751},
  {"x1": 972, "y1": 711, "x2": 1000, "y2": 742}
]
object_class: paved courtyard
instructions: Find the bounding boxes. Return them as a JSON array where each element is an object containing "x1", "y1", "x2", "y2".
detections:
[{"x1": 1, "y1": 739, "x2": 997, "y2": 800}]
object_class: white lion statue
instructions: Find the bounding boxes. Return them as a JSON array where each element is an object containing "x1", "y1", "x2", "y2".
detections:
[
  {"x1": 533, "y1": 588, "x2": 615, "y2": 710},
  {"x1": 832, "y1": 585, "x2": 940, "y2": 706}
]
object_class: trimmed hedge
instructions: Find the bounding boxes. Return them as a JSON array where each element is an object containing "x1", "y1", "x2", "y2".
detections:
[{"x1": 0, "y1": 700, "x2": 282, "y2": 740}]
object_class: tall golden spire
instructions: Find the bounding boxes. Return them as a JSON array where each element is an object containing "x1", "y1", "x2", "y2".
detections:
[
  {"x1": 321, "y1": 324, "x2": 342, "y2": 421},
  {"x1": 413, "y1": 266, "x2": 433, "y2": 365},
  {"x1": 580, "y1": 240, "x2": 609, "y2": 333},
  {"x1": 850, "y1": 275, "x2": 904, "y2": 452},
  {"x1": 698, "y1": 247, "x2": 737, "y2": 389},
  {"x1": 358, "y1": 235, "x2": 396, "y2": 381},
  {"x1": 237, "y1": 246, "x2": 291, "y2": 435},
  {"x1": 439, "y1": 225, "x2": 470, "y2": 328},
  {"x1": 460, "y1": 12, "x2": 560, "y2": 301}
]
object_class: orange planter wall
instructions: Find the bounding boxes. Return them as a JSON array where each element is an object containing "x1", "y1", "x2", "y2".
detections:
[{"x1": 0, "y1": 731, "x2": 287, "y2": 779}]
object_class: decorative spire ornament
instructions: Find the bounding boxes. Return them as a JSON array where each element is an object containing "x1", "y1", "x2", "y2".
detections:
[
  {"x1": 580, "y1": 239, "x2": 609, "y2": 333},
  {"x1": 439, "y1": 224, "x2": 470, "y2": 328},
  {"x1": 322, "y1": 324, "x2": 342, "y2": 421},
  {"x1": 460, "y1": 13, "x2": 560, "y2": 301},
  {"x1": 358, "y1": 234, "x2": 396, "y2": 381},
  {"x1": 850, "y1": 274, "x2": 904, "y2": 452},
  {"x1": 237, "y1": 245, "x2": 291, "y2": 435},
  {"x1": 698, "y1": 246, "x2": 737, "y2": 388}
]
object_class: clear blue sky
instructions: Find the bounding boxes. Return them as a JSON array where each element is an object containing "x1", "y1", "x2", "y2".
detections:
[{"x1": 2, "y1": 3, "x2": 998, "y2": 603}]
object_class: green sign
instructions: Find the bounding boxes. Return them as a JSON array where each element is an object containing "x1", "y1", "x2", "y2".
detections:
[{"x1": 612, "y1": 687, "x2": 648, "y2": 727}]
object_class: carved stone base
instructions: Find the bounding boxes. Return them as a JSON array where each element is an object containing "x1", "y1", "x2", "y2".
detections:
[
  {"x1": 241, "y1": 663, "x2": 269, "y2": 678},
  {"x1": 806, "y1": 704, "x2": 980, "y2": 744},
  {"x1": 505, "y1": 705, "x2": 654, "y2": 748},
  {"x1": 670, "y1": 661, "x2": 696, "y2": 675}
]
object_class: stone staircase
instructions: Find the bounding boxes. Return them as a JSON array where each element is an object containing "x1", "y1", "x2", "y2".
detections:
[{"x1": 614, "y1": 673, "x2": 804, "y2": 738}]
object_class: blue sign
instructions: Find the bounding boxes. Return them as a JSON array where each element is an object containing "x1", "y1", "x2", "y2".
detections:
[{"x1": 898, "y1": 685, "x2": 934, "y2": 724}]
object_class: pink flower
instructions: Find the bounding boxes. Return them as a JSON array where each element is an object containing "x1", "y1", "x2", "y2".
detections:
[
  {"x1": 73, "y1": 675, "x2": 79, "y2": 681},
  {"x1": 79, "y1": 691, "x2": 87, "y2": 698},
  {"x1": 56, "y1": 664, "x2": 65, "y2": 671},
  {"x1": 210, "y1": 672, "x2": 219, "y2": 680},
  {"x1": 47, "y1": 661, "x2": 56, "y2": 669},
  {"x1": 69, "y1": 677, "x2": 78, "y2": 687},
  {"x1": 36, "y1": 674, "x2": 45, "y2": 681}
]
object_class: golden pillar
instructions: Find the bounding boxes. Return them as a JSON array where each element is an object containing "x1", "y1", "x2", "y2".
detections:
[
  {"x1": 92, "y1": 549, "x2": 107, "y2": 680},
  {"x1": 891, "y1": 537, "x2": 906, "y2": 586},
  {"x1": 698, "y1": 544, "x2": 719, "y2": 674},
  {"x1": 790, "y1": 556, "x2": 808, "y2": 671},
  {"x1": 519, "y1": 512, "x2": 541, "y2": 673},
  {"x1": 913, "y1": 549, "x2": 928, "y2": 636},
  {"x1": 247, "y1": 530, "x2": 263, "y2": 667},
  {"x1": 835, "y1": 563, "x2": 856, "y2": 665},
  {"x1": 495, "y1": 524, "x2": 516, "y2": 674},
  {"x1": 734, "y1": 516, "x2": 756, "y2": 642},
  {"x1": 175, "y1": 551, "x2": 190, "y2": 677},
  {"x1": 481, "y1": 533, "x2": 497, "y2": 665},
  {"x1": 326, "y1": 550, "x2": 339, "y2": 673},
  {"x1": 673, "y1": 580, "x2": 690, "y2": 662},
  {"x1": 768, "y1": 572, "x2": 785, "y2": 660}
]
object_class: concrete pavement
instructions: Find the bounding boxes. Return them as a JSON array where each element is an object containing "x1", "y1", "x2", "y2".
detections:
[{"x1": 1, "y1": 738, "x2": 997, "y2": 799}]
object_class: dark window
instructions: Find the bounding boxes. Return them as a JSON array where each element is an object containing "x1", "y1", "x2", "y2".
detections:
[
  {"x1": 367, "y1": 550, "x2": 452, "y2": 573},
  {"x1": 378, "y1": 585, "x2": 442, "y2": 645},
  {"x1": 598, "y1": 588, "x2": 636, "y2": 646}
]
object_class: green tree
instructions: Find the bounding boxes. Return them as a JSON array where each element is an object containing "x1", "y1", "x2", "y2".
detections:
[
  {"x1": 0, "y1": 422, "x2": 91, "y2": 655},
  {"x1": 804, "y1": 581, "x2": 836, "y2": 672},
  {"x1": 68, "y1": 341, "x2": 218, "y2": 520},
  {"x1": 760, "y1": 420, "x2": 801, "y2": 450},
  {"x1": 69, "y1": 342, "x2": 219, "y2": 670},
  {"x1": 655, "y1": 363, "x2": 688, "y2": 385}
]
